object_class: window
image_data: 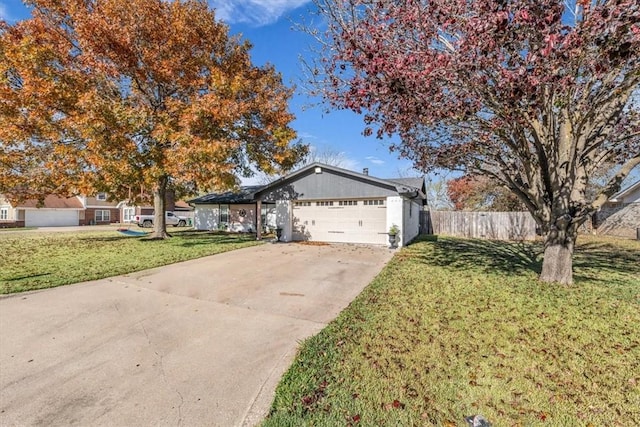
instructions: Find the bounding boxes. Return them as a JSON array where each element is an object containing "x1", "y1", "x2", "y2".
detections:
[
  {"x1": 316, "y1": 201, "x2": 334, "y2": 206},
  {"x1": 338, "y1": 200, "x2": 358, "y2": 206},
  {"x1": 0, "y1": 208, "x2": 8, "y2": 220},
  {"x1": 95, "y1": 210, "x2": 111, "y2": 222},
  {"x1": 219, "y1": 204, "x2": 229, "y2": 224},
  {"x1": 364, "y1": 199, "x2": 385, "y2": 206},
  {"x1": 294, "y1": 201, "x2": 311, "y2": 207},
  {"x1": 96, "y1": 193, "x2": 107, "y2": 201},
  {"x1": 123, "y1": 207, "x2": 135, "y2": 222}
]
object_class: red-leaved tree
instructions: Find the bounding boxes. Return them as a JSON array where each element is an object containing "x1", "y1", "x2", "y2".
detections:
[
  {"x1": 307, "y1": 0, "x2": 640, "y2": 284},
  {"x1": 447, "y1": 175, "x2": 526, "y2": 211}
]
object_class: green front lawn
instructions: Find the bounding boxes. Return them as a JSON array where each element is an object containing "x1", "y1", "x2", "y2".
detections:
[
  {"x1": 265, "y1": 235, "x2": 640, "y2": 426},
  {"x1": 0, "y1": 229, "x2": 263, "y2": 294}
]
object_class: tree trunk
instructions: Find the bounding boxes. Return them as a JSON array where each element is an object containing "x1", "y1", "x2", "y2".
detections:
[
  {"x1": 149, "y1": 175, "x2": 169, "y2": 239},
  {"x1": 539, "y1": 228, "x2": 576, "y2": 285}
]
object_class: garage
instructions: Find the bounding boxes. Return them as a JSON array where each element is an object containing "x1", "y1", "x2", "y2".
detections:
[
  {"x1": 24, "y1": 209, "x2": 80, "y2": 227},
  {"x1": 292, "y1": 199, "x2": 388, "y2": 245},
  {"x1": 191, "y1": 163, "x2": 427, "y2": 247}
]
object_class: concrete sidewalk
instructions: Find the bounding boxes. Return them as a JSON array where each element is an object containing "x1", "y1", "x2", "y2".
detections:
[{"x1": 0, "y1": 242, "x2": 393, "y2": 426}]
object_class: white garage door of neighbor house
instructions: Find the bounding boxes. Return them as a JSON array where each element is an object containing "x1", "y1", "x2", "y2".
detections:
[
  {"x1": 25, "y1": 210, "x2": 79, "y2": 227},
  {"x1": 292, "y1": 199, "x2": 387, "y2": 245}
]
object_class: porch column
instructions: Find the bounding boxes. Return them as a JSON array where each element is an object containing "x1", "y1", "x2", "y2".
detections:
[{"x1": 256, "y1": 199, "x2": 262, "y2": 240}]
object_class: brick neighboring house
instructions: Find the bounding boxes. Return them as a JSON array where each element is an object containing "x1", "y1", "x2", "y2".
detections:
[
  {"x1": 1, "y1": 189, "x2": 193, "y2": 228},
  {"x1": 78, "y1": 193, "x2": 121, "y2": 225}
]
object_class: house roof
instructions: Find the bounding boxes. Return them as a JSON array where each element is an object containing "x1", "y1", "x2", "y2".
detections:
[
  {"x1": 385, "y1": 177, "x2": 426, "y2": 199},
  {"x1": 18, "y1": 195, "x2": 84, "y2": 209},
  {"x1": 190, "y1": 164, "x2": 427, "y2": 204},
  {"x1": 609, "y1": 180, "x2": 640, "y2": 202},
  {"x1": 257, "y1": 163, "x2": 426, "y2": 198},
  {"x1": 174, "y1": 200, "x2": 194, "y2": 210},
  {"x1": 189, "y1": 185, "x2": 265, "y2": 204},
  {"x1": 386, "y1": 177, "x2": 425, "y2": 191}
]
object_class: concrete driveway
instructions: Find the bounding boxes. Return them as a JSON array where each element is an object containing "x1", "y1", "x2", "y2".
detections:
[{"x1": 0, "y1": 242, "x2": 392, "y2": 426}]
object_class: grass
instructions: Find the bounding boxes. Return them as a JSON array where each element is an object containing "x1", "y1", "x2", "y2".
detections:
[
  {"x1": 0, "y1": 229, "x2": 263, "y2": 294},
  {"x1": 264, "y1": 235, "x2": 640, "y2": 427}
]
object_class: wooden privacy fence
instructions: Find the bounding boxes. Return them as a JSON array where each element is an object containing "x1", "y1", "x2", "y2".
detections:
[{"x1": 420, "y1": 210, "x2": 538, "y2": 241}]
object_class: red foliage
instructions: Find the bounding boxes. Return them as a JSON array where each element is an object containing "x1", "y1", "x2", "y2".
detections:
[
  {"x1": 447, "y1": 176, "x2": 475, "y2": 211},
  {"x1": 309, "y1": 0, "x2": 640, "y2": 283}
]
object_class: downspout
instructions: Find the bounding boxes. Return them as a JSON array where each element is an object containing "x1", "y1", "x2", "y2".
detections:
[{"x1": 256, "y1": 199, "x2": 262, "y2": 240}]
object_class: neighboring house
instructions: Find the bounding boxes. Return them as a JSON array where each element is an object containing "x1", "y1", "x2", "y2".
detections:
[
  {"x1": 597, "y1": 179, "x2": 640, "y2": 219},
  {"x1": 595, "y1": 180, "x2": 640, "y2": 238},
  {"x1": 190, "y1": 163, "x2": 427, "y2": 247},
  {"x1": 173, "y1": 200, "x2": 195, "y2": 222},
  {"x1": 77, "y1": 193, "x2": 121, "y2": 225},
  {"x1": 0, "y1": 195, "x2": 84, "y2": 227},
  {"x1": 119, "y1": 192, "x2": 190, "y2": 223},
  {"x1": 0, "y1": 190, "x2": 193, "y2": 228},
  {"x1": 118, "y1": 202, "x2": 154, "y2": 223}
]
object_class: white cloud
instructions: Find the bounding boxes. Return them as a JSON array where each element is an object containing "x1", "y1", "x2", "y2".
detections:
[
  {"x1": 209, "y1": 0, "x2": 311, "y2": 26},
  {"x1": 0, "y1": 3, "x2": 9, "y2": 20},
  {"x1": 339, "y1": 155, "x2": 360, "y2": 172},
  {"x1": 365, "y1": 156, "x2": 385, "y2": 165},
  {"x1": 298, "y1": 132, "x2": 317, "y2": 141}
]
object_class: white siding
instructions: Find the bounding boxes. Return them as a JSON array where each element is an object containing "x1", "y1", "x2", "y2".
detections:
[
  {"x1": 0, "y1": 198, "x2": 16, "y2": 221},
  {"x1": 275, "y1": 200, "x2": 293, "y2": 242},
  {"x1": 228, "y1": 204, "x2": 256, "y2": 233},
  {"x1": 264, "y1": 207, "x2": 277, "y2": 230},
  {"x1": 194, "y1": 205, "x2": 220, "y2": 230},
  {"x1": 386, "y1": 196, "x2": 404, "y2": 247},
  {"x1": 402, "y1": 199, "x2": 421, "y2": 245}
]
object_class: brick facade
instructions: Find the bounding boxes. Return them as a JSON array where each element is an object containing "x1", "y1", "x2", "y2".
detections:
[{"x1": 79, "y1": 207, "x2": 121, "y2": 225}]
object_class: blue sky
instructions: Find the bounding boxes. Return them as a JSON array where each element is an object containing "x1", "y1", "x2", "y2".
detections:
[{"x1": 0, "y1": 0, "x2": 417, "y2": 182}]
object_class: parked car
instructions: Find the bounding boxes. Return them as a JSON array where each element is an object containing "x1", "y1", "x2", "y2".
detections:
[{"x1": 134, "y1": 211, "x2": 188, "y2": 228}]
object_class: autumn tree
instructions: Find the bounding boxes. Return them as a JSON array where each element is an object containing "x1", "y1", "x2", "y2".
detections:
[
  {"x1": 0, "y1": 0, "x2": 306, "y2": 238},
  {"x1": 307, "y1": 0, "x2": 640, "y2": 284},
  {"x1": 447, "y1": 175, "x2": 525, "y2": 211}
]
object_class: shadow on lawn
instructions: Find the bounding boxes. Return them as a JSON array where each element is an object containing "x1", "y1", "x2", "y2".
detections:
[
  {"x1": 414, "y1": 235, "x2": 640, "y2": 284},
  {"x1": 169, "y1": 232, "x2": 258, "y2": 247},
  {"x1": 573, "y1": 240, "x2": 640, "y2": 284},
  {"x1": 415, "y1": 236, "x2": 543, "y2": 276},
  {"x1": 78, "y1": 230, "x2": 255, "y2": 244}
]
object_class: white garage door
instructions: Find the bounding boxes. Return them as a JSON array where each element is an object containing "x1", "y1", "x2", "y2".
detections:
[
  {"x1": 292, "y1": 199, "x2": 387, "y2": 245},
  {"x1": 25, "y1": 210, "x2": 79, "y2": 227}
]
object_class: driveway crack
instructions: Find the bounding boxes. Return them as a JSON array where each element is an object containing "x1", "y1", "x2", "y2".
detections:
[{"x1": 140, "y1": 322, "x2": 184, "y2": 426}]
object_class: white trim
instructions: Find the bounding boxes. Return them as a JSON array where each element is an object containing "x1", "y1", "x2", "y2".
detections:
[
  {"x1": 94, "y1": 209, "x2": 111, "y2": 222},
  {"x1": 18, "y1": 207, "x2": 84, "y2": 211}
]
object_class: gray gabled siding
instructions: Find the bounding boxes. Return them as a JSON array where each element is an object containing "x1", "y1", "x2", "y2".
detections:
[{"x1": 257, "y1": 168, "x2": 398, "y2": 202}]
